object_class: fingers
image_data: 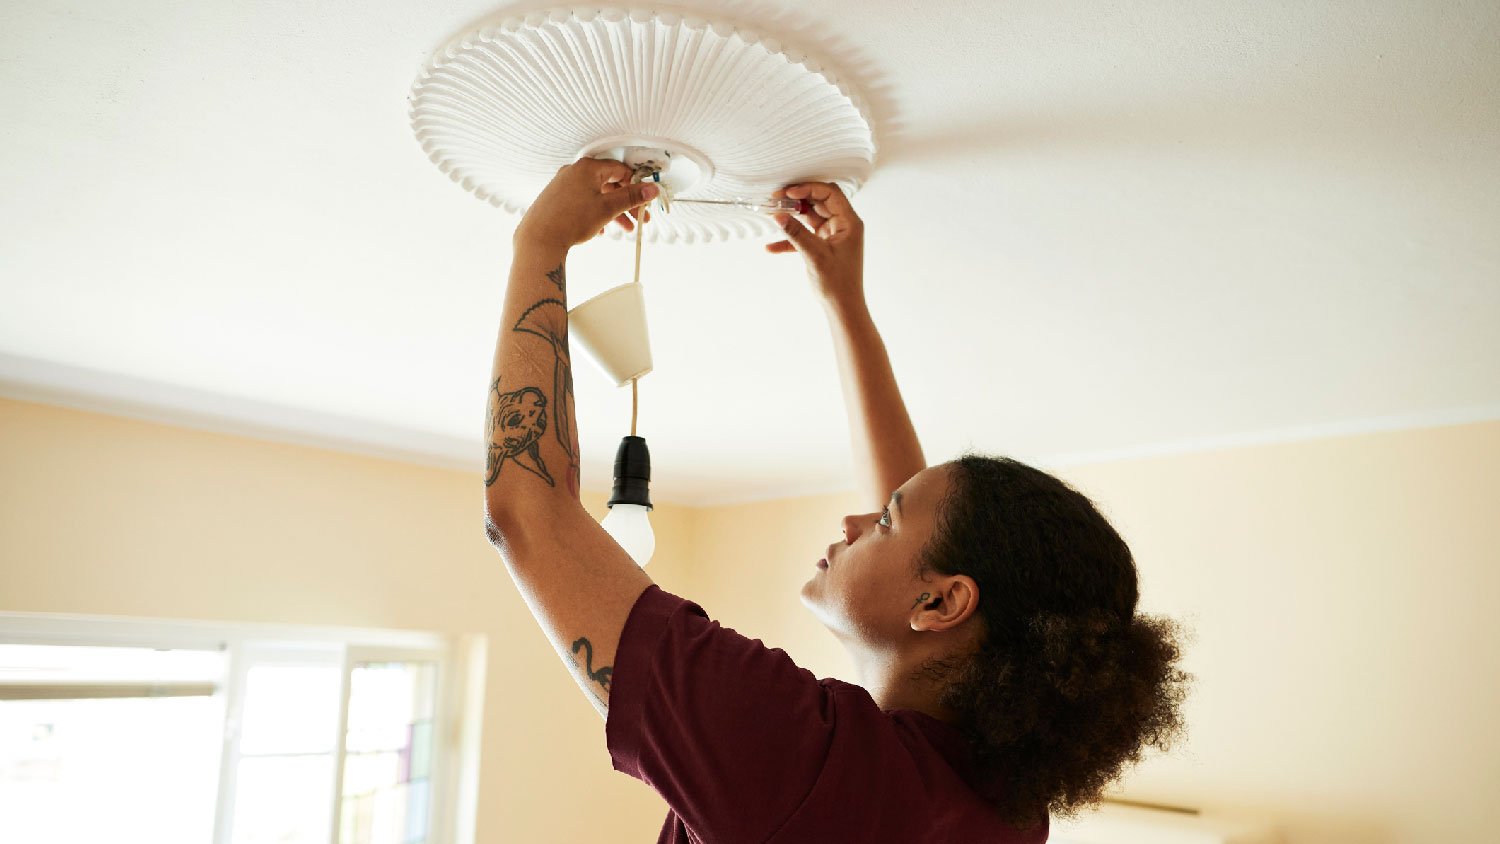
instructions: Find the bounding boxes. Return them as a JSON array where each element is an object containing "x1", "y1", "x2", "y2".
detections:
[
  {"x1": 797, "y1": 208, "x2": 830, "y2": 237},
  {"x1": 783, "y1": 182, "x2": 852, "y2": 211},
  {"x1": 603, "y1": 181, "x2": 659, "y2": 217},
  {"x1": 764, "y1": 239, "x2": 797, "y2": 254},
  {"x1": 780, "y1": 182, "x2": 858, "y2": 240},
  {"x1": 773, "y1": 213, "x2": 822, "y2": 253},
  {"x1": 579, "y1": 156, "x2": 634, "y2": 186},
  {"x1": 785, "y1": 193, "x2": 830, "y2": 235},
  {"x1": 612, "y1": 207, "x2": 652, "y2": 232}
]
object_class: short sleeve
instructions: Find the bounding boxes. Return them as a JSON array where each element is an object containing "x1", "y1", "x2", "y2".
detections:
[{"x1": 605, "y1": 585, "x2": 836, "y2": 843}]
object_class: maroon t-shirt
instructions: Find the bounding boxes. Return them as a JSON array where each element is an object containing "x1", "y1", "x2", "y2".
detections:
[{"x1": 605, "y1": 585, "x2": 1048, "y2": 843}]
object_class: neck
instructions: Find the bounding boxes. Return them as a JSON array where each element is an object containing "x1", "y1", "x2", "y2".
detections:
[{"x1": 844, "y1": 640, "x2": 961, "y2": 723}]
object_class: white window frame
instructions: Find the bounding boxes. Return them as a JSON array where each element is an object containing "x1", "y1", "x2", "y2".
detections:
[
  {"x1": 0, "y1": 611, "x2": 484, "y2": 844},
  {"x1": 333, "y1": 643, "x2": 459, "y2": 844}
]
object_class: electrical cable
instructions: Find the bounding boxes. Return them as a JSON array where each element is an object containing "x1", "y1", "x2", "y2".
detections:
[{"x1": 630, "y1": 201, "x2": 645, "y2": 437}]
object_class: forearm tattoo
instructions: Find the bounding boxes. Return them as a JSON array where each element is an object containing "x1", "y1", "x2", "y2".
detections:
[
  {"x1": 571, "y1": 636, "x2": 613, "y2": 701},
  {"x1": 513, "y1": 296, "x2": 580, "y2": 492},
  {"x1": 486, "y1": 379, "x2": 553, "y2": 486},
  {"x1": 485, "y1": 262, "x2": 582, "y2": 495}
]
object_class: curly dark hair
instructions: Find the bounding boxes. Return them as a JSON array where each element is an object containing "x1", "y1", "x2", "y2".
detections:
[{"x1": 917, "y1": 454, "x2": 1189, "y2": 829}]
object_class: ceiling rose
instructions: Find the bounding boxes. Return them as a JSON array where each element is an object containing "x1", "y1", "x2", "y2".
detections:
[{"x1": 409, "y1": 6, "x2": 877, "y2": 243}]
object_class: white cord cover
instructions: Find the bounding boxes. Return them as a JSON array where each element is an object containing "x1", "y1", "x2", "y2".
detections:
[{"x1": 409, "y1": 6, "x2": 877, "y2": 244}]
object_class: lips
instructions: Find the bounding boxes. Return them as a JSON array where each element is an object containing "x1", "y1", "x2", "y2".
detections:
[{"x1": 819, "y1": 542, "x2": 840, "y2": 570}]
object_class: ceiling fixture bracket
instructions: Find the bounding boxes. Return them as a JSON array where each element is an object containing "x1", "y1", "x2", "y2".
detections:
[{"x1": 409, "y1": 5, "x2": 877, "y2": 243}]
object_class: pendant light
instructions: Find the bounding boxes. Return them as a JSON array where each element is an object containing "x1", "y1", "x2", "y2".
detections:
[
  {"x1": 410, "y1": 6, "x2": 879, "y2": 565},
  {"x1": 575, "y1": 196, "x2": 657, "y2": 565}
]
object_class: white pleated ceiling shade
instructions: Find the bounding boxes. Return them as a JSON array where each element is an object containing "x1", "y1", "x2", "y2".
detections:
[{"x1": 409, "y1": 7, "x2": 877, "y2": 243}]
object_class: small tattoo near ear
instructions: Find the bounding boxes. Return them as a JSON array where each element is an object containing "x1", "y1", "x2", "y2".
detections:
[{"x1": 910, "y1": 592, "x2": 932, "y2": 611}]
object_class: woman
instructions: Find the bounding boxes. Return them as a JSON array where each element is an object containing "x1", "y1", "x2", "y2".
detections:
[{"x1": 483, "y1": 160, "x2": 1187, "y2": 843}]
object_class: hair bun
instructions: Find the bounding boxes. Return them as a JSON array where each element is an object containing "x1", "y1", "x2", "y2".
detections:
[{"x1": 1028, "y1": 611, "x2": 1132, "y2": 700}]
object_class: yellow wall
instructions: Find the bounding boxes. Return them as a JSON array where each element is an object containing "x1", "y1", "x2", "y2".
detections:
[
  {"x1": 4, "y1": 396, "x2": 1498, "y2": 843},
  {"x1": 0, "y1": 397, "x2": 682, "y2": 842}
]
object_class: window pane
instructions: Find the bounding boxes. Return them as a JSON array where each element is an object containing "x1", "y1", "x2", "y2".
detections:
[
  {"x1": 404, "y1": 779, "x2": 430, "y2": 844},
  {"x1": 239, "y1": 664, "x2": 342, "y2": 756},
  {"x1": 343, "y1": 749, "x2": 400, "y2": 796},
  {"x1": 409, "y1": 720, "x2": 432, "y2": 780},
  {"x1": 0, "y1": 692, "x2": 223, "y2": 844},
  {"x1": 231, "y1": 754, "x2": 335, "y2": 844},
  {"x1": 340, "y1": 662, "x2": 437, "y2": 844}
]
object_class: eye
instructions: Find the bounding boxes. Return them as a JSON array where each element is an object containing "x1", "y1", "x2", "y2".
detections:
[{"x1": 878, "y1": 507, "x2": 892, "y2": 528}]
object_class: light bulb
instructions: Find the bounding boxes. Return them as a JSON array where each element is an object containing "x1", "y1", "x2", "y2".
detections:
[
  {"x1": 602, "y1": 503, "x2": 655, "y2": 566},
  {"x1": 604, "y1": 434, "x2": 654, "y2": 566}
]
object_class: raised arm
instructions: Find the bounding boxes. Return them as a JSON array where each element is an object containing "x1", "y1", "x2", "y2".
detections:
[
  {"x1": 767, "y1": 184, "x2": 926, "y2": 510},
  {"x1": 483, "y1": 159, "x2": 658, "y2": 718}
]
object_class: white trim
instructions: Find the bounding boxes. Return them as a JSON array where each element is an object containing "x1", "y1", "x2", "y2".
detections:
[
  {"x1": 328, "y1": 648, "x2": 355, "y2": 844},
  {"x1": 689, "y1": 405, "x2": 1500, "y2": 506},
  {"x1": 1032, "y1": 403, "x2": 1500, "y2": 470},
  {"x1": 212, "y1": 640, "x2": 246, "y2": 844},
  {"x1": 0, "y1": 352, "x2": 476, "y2": 476},
  {"x1": 329, "y1": 652, "x2": 353, "y2": 844},
  {"x1": 7, "y1": 351, "x2": 1495, "y2": 508},
  {"x1": 448, "y1": 635, "x2": 488, "y2": 844}
]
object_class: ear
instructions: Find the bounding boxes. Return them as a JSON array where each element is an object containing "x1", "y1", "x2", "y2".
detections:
[{"x1": 910, "y1": 575, "x2": 979, "y2": 633}]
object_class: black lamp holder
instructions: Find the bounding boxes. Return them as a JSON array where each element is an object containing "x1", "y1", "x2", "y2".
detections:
[{"x1": 607, "y1": 435, "x2": 652, "y2": 510}]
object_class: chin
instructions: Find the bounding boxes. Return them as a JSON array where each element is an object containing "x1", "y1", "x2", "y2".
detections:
[
  {"x1": 798, "y1": 582, "x2": 845, "y2": 634},
  {"x1": 799, "y1": 575, "x2": 818, "y2": 608},
  {"x1": 799, "y1": 577, "x2": 832, "y2": 618}
]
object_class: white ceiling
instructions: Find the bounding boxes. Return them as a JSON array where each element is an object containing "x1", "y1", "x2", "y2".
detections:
[{"x1": 3, "y1": 0, "x2": 1497, "y2": 505}]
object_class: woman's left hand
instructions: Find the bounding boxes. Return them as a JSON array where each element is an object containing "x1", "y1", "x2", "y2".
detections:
[{"x1": 515, "y1": 158, "x2": 658, "y2": 251}]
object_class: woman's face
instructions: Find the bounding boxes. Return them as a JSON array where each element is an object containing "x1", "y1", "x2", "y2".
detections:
[{"x1": 800, "y1": 464, "x2": 955, "y2": 643}]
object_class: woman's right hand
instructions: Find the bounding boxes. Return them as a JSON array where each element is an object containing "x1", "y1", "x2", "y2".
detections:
[{"x1": 765, "y1": 182, "x2": 865, "y2": 309}]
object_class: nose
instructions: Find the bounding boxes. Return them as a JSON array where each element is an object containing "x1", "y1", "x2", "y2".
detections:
[{"x1": 840, "y1": 512, "x2": 875, "y2": 544}]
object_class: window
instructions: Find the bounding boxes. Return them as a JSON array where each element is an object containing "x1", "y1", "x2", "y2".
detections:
[
  {"x1": 219, "y1": 645, "x2": 346, "y2": 844},
  {"x1": 0, "y1": 615, "x2": 484, "y2": 844},
  {"x1": 339, "y1": 660, "x2": 439, "y2": 844},
  {"x1": 0, "y1": 644, "x2": 226, "y2": 842}
]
